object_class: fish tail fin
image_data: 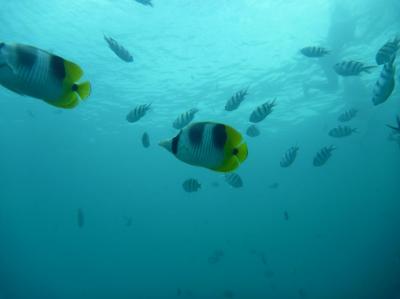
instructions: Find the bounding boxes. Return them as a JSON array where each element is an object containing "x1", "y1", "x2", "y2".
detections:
[
  {"x1": 235, "y1": 142, "x2": 248, "y2": 163},
  {"x1": 362, "y1": 65, "x2": 377, "y2": 73},
  {"x1": 74, "y1": 81, "x2": 91, "y2": 100}
]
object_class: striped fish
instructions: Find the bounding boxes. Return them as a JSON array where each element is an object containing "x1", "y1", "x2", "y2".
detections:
[
  {"x1": 225, "y1": 172, "x2": 243, "y2": 188},
  {"x1": 300, "y1": 46, "x2": 330, "y2": 58},
  {"x1": 328, "y1": 126, "x2": 357, "y2": 138},
  {"x1": 104, "y1": 35, "x2": 133, "y2": 62},
  {"x1": 333, "y1": 60, "x2": 376, "y2": 76},
  {"x1": 159, "y1": 122, "x2": 248, "y2": 172},
  {"x1": 0, "y1": 42, "x2": 91, "y2": 108},
  {"x1": 141, "y1": 132, "x2": 150, "y2": 148},
  {"x1": 372, "y1": 57, "x2": 396, "y2": 106},
  {"x1": 172, "y1": 108, "x2": 199, "y2": 130},
  {"x1": 280, "y1": 146, "x2": 299, "y2": 168},
  {"x1": 246, "y1": 125, "x2": 260, "y2": 137},
  {"x1": 126, "y1": 103, "x2": 151, "y2": 123},
  {"x1": 135, "y1": 0, "x2": 153, "y2": 7},
  {"x1": 386, "y1": 115, "x2": 400, "y2": 134},
  {"x1": 376, "y1": 38, "x2": 400, "y2": 65},
  {"x1": 225, "y1": 88, "x2": 248, "y2": 111},
  {"x1": 249, "y1": 99, "x2": 276, "y2": 123},
  {"x1": 313, "y1": 146, "x2": 336, "y2": 167},
  {"x1": 338, "y1": 108, "x2": 358, "y2": 122},
  {"x1": 182, "y1": 178, "x2": 201, "y2": 193}
]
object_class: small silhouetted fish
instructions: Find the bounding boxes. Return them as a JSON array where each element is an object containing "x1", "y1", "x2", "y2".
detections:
[
  {"x1": 246, "y1": 125, "x2": 260, "y2": 137},
  {"x1": 372, "y1": 57, "x2": 396, "y2": 106},
  {"x1": 225, "y1": 88, "x2": 248, "y2": 111},
  {"x1": 214, "y1": 249, "x2": 224, "y2": 257},
  {"x1": 333, "y1": 60, "x2": 376, "y2": 76},
  {"x1": 124, "y1": 217, "x2": 133, "y2": 227},
  {"x1": 249, "y1": 99, "x2": 276, "y2": 123},
  {"x1": 77, "y1": 208, "x2": 84, "y2": 228},
  {"x1": 313, "y1": 146, "x2": 336, "y2": 167},
  {"x1": 269, "y1": 182, "x2": 279, "y2": 189},
  {"x1": 142, "y1": 132, "x2": 150, "y2": 148},
  {"x1": 104, "y1": 35, "x2": 133, "y2": 62},
  {"x1": 27, "y1": 110, "x2": 35, "y2": 118},
  {"x1": 208, "y1": 250, "x2": 224, "y2": 264},
  {"x1": 208, "y1": 255, "x2": 219, "y2": 264},
  {"x1": 338, "y1": 108, "x2": 358, "y2": 122},
  {"x1": 280, "y1": 146, "x2": 299, "y2": 168},
  {"x1": 173, "y1": 108, "x2": 199, "y2": 130},
  {"x1": 135, "y1": 0, "x2": 153, "y2": 7},
  {"x1": 376, "y1": 37, "x2": 400, "y2": 65},
  {"x1": 264, "y1": 269, "x2": 275, "y2": 278},
  {"x1": 177, "y1": 288, "x2": 182, "y2": 297},
  {"x1": 387, "y1": 115, "x2": 400, "y2": 134},
  {"x1": 223, "y1": 290, "x2": 234, "y2": 298},
  {"x1": 300, "y1": 46, "x2": 329, "y2": 58},
  {"x1": 126, "y1": 104, "x2": 151, "y2": 123},
  {"x1": 284, "y1": 211, "x2": 289, "y2": 221},
  {"x1": 182, "y1": 179, "x2": 201, "y2": 193},
  {"x1": 328, "y1": 125, "x2": 357, "y2": 138},
  {"x1": 225, "y1": 173, "x2": 243, "y2": 188},
  {"x1": 298, "y1": 288, "x2": 307, "y2": 298},
  {"x1": 211, "y1": 181, "x2": 220, "y2": 188}
]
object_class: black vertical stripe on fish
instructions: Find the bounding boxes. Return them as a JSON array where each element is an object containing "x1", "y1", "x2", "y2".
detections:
[
  {"x1": 16, "y1": 45, "x2": 37, "y2": 68},
  {"x1": 212, "y1": 124, "x2": 227, "y2": 149},
  {"x1": 188, "y1": 122, "x2": 205, "y2": 146},
  {"x1": 50, "y1": 55, "x2": 66, "y2": 80},
  {"x1": 171, "y1": 132, "x2": 180, "y2": 155}
]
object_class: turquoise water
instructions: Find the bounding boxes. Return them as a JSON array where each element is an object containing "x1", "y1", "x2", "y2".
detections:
[{"x1": 1, "y1": 0, "x2": 400, "y2": 298}]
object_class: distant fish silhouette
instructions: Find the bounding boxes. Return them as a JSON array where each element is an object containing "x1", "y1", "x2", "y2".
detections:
[
  {"x1": 284, "y1": 211, "x2": 289, "y2": 221},
  {"x1": 77, "y1": 208, "x2": 85, "y2": 228},
  {"x1": 269, "y1": 182, "x2": 279, "y2": 189}
]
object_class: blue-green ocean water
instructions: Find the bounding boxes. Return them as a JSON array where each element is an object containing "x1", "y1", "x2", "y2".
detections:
[{"x1": 1, "y1": 1, "x2": 400, "y2": 298}]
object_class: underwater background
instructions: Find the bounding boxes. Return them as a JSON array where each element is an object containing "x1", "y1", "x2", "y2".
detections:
[{"x1": 1, "y1": 0, "x2": 400, "y2": 298}]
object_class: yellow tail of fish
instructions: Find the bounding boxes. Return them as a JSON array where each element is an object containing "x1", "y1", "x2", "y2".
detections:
[{"x1": 75, "y1": 81, "x2": 91, "y2": 100}]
